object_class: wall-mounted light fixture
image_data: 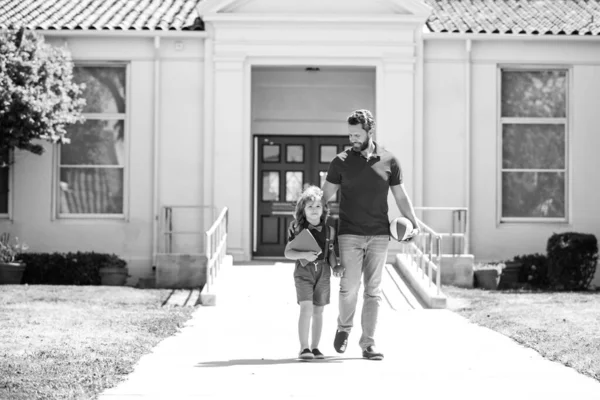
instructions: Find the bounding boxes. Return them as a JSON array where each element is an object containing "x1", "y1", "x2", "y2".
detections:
[{"x1": 305, "y1": 67, "x2": 320, "y2": 72}]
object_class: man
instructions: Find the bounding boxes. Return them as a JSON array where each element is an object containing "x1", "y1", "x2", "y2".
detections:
[{"x1": 321, "y1": 109, "x2": 419, "y2": 361}]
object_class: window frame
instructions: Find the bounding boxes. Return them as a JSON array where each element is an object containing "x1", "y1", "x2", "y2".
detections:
[
  {"x1": 53, "y1": 62, "x2": 131, "y2": 220},
  {"x1": 0, "y1": 151, "x2": 14, "y2": 220},
  {"x1": 497, "y1": 65, "x2": 571, "y2": 224}
]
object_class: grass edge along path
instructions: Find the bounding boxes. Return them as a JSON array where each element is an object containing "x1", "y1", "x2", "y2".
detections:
[
  {"x1": 444, "y1": 285, "x2": 600, "y2": 383},
  {"x1": 0, "y1": 285, "x2": 197, "y2": 400}
]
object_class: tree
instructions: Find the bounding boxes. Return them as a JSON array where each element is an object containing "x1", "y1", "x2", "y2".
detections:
[{"x1": 0, "y1": 27, "x2": 85, "y2": 167}]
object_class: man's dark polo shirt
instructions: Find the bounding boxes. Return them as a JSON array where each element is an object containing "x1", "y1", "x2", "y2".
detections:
[{"x1": 326, "y1": 143, "x2": 402, "y2": 236}]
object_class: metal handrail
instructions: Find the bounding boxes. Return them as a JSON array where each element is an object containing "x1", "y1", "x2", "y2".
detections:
[
  {"x1": 402, "y1": 218, "x2": 443, "y2": 295},
  {"x1": 204, "y1": 207, "x2": 228, "y2": 293},
  {"x1": 414, "y1": 207, "x2": 469, "y2": 255},
  {"x1": 160, "y1": 205, "x2": 217, "y2": 253}
]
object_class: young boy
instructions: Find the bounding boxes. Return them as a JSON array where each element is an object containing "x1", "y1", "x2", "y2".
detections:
[{"x1": 284, "y1": 185, "x2": 341, "y2": 360}]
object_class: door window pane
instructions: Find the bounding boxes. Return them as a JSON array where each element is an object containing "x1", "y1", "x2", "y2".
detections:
[
  {"x1": 286, "y1": 145, "x2": 304, "y2": 163},
  {"x1": 320, "y1": 145, "x2": 337, "y2": 163},
  {"x1": 59, "y1": 168, "x2": 124, "y2": 214},
  {"x1": 502, "y1": 124, "x2": 565, "y2": 169},
  {"x1": 262, "y1": 171, "x2": 279, "y2": 201},
  {"x1": 261, "y1": 216, "x2": 279, "y2": 244},
  {"x1": 502, "y1": 172, "x2": 565, "y2": 218},
  {"x1": 263, "y1": 145, "x2": 280, "y2": 163},
  {"x1": 286, "y1": 171, "x2": 303, "y2": 202},
  {"x1": 73, "y1": 66, "x2": 126, "y2": 114},
  {"x1": 501, "y1": 70, "x2": 566, "y2": 118}
]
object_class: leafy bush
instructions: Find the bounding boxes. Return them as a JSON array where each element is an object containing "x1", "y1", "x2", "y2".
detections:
[
  {"x1": 512, "y1": 253, "x2": 549, "y2": 288},
  {"x1": 0, "y1": 27, "x2": 85, "y2": 166},
  {"x1": 546, "y1": 232, "x2": 598, "y2": 291},
  {"x1": 18, "y1": 252, "x2": 126, "y2": 285}
]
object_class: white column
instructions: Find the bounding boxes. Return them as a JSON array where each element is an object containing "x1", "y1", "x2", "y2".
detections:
[
  {"x1": 212, "y1": 55, "x2": 248, "y2": 260},
  {"x1": 377, "y1": 59, "x2": 416, "y2": 200}
]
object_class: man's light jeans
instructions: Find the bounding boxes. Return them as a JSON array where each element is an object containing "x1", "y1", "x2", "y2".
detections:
[{"x1": 337, "y1": 234, "x2": 389, "y2": 349}]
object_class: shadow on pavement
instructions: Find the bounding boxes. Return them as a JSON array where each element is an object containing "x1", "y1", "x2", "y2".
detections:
[{"x1": 196, "y1": 357, "x2": 365, "y2": 367}]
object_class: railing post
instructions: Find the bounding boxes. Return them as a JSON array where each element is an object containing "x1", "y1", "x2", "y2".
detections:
[{"x1": 436, "y1": 236, "x2": 442, "y2": 294}]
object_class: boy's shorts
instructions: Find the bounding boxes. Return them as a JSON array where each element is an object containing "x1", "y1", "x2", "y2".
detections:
[{"x1": 294, "y1": 260, "x2": 331, "y2": 306}]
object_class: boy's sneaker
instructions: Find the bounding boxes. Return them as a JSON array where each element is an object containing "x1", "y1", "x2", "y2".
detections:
[
  {"x1": 299, "y1": 348, "x2": 314, "y2": 360},
  {"x1": 362, "y1": 346, "x2": 384, "y2": 360},
  {"x1": 333, "y1": 330, "x2": 349, "y2": 353},
  {"x1": 311, "y1": 348, "x2": 325, "y2": 359}
]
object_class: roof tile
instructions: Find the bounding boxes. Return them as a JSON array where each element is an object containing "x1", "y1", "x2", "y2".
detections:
[
  {"x1": 425, "y1": 0, "x2": 600, "y2": 35},
  {"x1": 0, "y1": 0, "x2": 599, "y2": 35},
  {"x1": 0, "y1": 0, "x2": 204, "y2": 31}
]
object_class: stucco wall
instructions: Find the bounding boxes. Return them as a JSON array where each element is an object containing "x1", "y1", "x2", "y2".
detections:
[
  {"x1": 0, "y1": 36, "x2": 205, "y2": 284},
  {"x1": 424, "y1": 39, "x2": 600, "y2": 285}
]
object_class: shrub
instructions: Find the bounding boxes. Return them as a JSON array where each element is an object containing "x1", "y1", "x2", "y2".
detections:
[
  {"x1": 546, "y1": 232, "x2": 598, "y2": 291},
  {"x1": 18, "y1": 252, "x2": 126, "y2": 285},
  {"x1": 512, "y1": 253, "x2": 549, "y2": 288}
]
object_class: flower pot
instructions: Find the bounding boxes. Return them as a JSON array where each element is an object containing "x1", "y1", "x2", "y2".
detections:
[
  {"x1": 474, "y1": 269, "x2": 500, "y2": 290},
  {"x1": 99, "y1": 266, "x2": 129, "y2": 286},
  {"x1": 499, "y1": 262, "x2": 523, "y2": 289},
  {"x1": 0, "y1": 262, "x2": 26, "y2": 284}
]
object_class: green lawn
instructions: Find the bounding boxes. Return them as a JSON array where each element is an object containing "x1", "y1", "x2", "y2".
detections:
[
  {"x1": 0, "y1": 285, "x2": 196, "y2": 400},
  {"x1": 444, "y1": 285, "x2": 600, "y2": 382}
]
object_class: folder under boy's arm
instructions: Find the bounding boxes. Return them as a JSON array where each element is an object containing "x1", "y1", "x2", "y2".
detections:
[
  {"x1": 284, "y1": 244, "x2": 319, "y2": 262},
  {"x1": 285, "y1": 230, "x2": 321, "y2": 264}
]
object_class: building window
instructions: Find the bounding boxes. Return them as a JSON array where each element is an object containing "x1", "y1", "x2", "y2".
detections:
[
  {"x1": 0, "y1": 149, "x2": 8, "y2": 216},
  {"x1": 58, "y1": 65, "x2": 127, "y2": 216},
  {"x1": 500, "y1": 68, "x2": 567, "y2": 221}
]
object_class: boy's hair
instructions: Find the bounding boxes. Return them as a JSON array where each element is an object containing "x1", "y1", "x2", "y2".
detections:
[
  {"x1": 292, "y1": 185, "x2": 329, "y2": 232},
  {"x1": 347, "y1": 109, "x2": 375, "y2": 133}
]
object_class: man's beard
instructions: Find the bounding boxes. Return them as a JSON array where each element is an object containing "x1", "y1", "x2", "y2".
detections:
[{"x1": 351, "y1": 140, "x2": 369, "y2": 152}]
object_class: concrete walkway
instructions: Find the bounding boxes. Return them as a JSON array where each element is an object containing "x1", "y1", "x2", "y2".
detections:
[{"x1": 100, "y1": 262, "x2": 600, "y2": 400}]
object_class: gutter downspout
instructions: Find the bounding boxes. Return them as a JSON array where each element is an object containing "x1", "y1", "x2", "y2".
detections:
[
  {"x1": 464, "y1": 39, "x2": 472, "y2": 254},
  {"x1": 203, "y1": 30, "x2": 215, "y2": 215},
  {"x1": 152, "y1": 36, "x2": 161, "y2": 268},
  {"x1": 415, "y1": 28, "x2": 425, "y2": 211}
]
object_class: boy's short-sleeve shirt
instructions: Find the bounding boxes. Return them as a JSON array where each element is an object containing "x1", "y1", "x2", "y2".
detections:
[{"x1": 325, "y1": 143, "x2": 402, "y2": 236}]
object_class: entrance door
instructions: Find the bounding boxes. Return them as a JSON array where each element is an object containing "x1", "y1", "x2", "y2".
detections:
[{"x1": 253, "y1": 135, "x2": 350, "y2": 257}]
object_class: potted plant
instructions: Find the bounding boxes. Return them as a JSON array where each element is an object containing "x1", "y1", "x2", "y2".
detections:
[
  {"x1": 98, "y1": 254, "x2": 129, "y2": 286},
  {"x1": 0, "y1": 233, "x2": 28, "y2": 284},
  {"x1": 473, "y1": 262, "x2": 505, "y2": 290},
  {"x1": 499, "y1": 259, "x2": 524, "y2": 289}
]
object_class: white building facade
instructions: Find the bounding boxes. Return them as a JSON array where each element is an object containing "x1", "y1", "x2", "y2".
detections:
[{"x1": 1, "y1": 0, "x2": 599, "y2": 285}]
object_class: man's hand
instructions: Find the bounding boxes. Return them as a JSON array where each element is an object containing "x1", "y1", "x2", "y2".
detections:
[
  {"x1": 402, "y1": 228, "x2": 420, "y2": 243},
  {"x1": 332, "y1": 264, "x2": 345, "y2": 278},
  {"x1": 336, "y1": 151, "x2": 348, "y2": 161}
]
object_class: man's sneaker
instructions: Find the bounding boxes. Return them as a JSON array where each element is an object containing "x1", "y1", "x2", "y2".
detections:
[
  {"x1": 299, "y1": 348, "x2": 314, "y2": 360},
  {"x1": 333, "y1": 330, "x2": 349, "y2": 353},
  {"x1": 311, "y1": 348, "x2": 325, "y2": 359},
  {"x1": 362, "y1": 346, "x2": 384, "y2": 360}
]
